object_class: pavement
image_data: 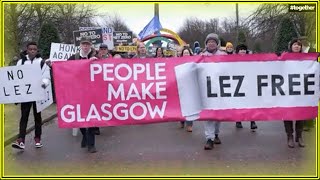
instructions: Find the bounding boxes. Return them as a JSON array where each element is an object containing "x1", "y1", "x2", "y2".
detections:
[
  {"x1": 4, "y1": 104, "x2": 57, "y2": 146},
  {"x1": 3, "y1": 112, "x2": 317, "y2": 176}
]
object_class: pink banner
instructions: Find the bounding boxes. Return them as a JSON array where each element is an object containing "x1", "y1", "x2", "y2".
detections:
[{"x1": 52, "y1": 53, "x2": 319, "y2": 128}]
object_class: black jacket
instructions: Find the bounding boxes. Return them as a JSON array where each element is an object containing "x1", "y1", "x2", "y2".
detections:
[{"x1": 68, "y1": 50, "x2": 94, "y2": 61}]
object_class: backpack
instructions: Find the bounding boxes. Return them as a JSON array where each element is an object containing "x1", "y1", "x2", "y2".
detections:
[{"x1": 21, "y1": 55, "x2": 45, "y2": 69}]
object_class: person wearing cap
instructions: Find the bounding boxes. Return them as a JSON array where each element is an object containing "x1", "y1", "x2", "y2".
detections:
[
  {"x1": 225, "y1": 42, "x2": 234, "y2": 55},
  {"x1": 201, "y1": 33, "x2": 227, "y2": 150},
  {"x1": 68, "y1": 37, "x2": 96, "y2": 61},
  {"x1": 68, "y1": 37, "x2": 98, "y2": 153},
  {"x1": 96, "y1": 44, "x2": 112, "y2": 59}
]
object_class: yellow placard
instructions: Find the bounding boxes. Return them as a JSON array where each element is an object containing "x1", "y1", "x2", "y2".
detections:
[
  {"x1": 114, "y1": 46, "x2": 137, "y2": 52},
  {"x1": 164, "y1": 50, "x2": 176, "y2": 56}
]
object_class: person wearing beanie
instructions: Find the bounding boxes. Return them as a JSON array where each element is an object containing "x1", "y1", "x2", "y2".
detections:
[
  {"x1": 201, "y1": 33, "x2": 227, "y2": 56},
  {"x1": 225, "y1": 42, "x2": 234, "y2": 55},
  {"x1": 283, "y1": 38, "x2": 305, "y2": 148},
  {"x1": 234, "y1": 43, "x2": 258, "y2": 131},
  {"x1": 235, "y1": 43, "x2": 249, "y2": 54},
  {"x1": 202, "y1": 33, "x2": 227, "y2": 150},
  {"x1": 193, "y1": 41, "x2": 201, "y2": 55}
]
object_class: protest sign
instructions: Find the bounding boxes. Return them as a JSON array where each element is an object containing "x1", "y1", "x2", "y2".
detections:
[
  {"x1": 0, "y1": 64, "x2": 45, "y2": 104},
  {"x1": 49, "y1": 43, "x2": 80, "y2": 61},
  {"x1": 73, "y1": 29, "x2": 103, "y2": 46},
  {"x1": 79, "y1": 27, "x2": 114, "y2": 50},
  {"x1": 113, "y1": 31, "x2": 133, "y2": 45}
]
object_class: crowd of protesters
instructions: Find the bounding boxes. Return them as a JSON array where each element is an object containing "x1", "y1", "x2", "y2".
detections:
[{"x1": 10, "y1": 30, "x2": 316, "y2": 153}]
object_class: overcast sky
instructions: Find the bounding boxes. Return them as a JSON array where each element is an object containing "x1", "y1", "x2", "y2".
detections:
[{"x1": 95, "y1": 3, "x2": 261, "y2": 34}]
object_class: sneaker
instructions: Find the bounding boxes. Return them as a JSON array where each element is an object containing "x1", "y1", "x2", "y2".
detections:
[
  {"x1": 12, "y1": 138, "x2": 25, "y2": 150},
  {"x1": 204, "y1": 139, "x2": 214, "y2": 150},
  {"x1": 186, "y1": 126, "x2": 192, "y2": 132},
  {"x1": 213, "y1": 136, "x2": 221, "y2": 144},
  {"x1": 34, "y1": 137, "x2": 43, "y2": 148},
  {"x1": 88, "y1": 146, "x2": 97, "y2": 153}
]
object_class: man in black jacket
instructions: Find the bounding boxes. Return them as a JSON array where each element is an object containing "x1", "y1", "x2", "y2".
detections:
[{"x1": 68, "y1": 37, "x2": 98, "y2": 153}]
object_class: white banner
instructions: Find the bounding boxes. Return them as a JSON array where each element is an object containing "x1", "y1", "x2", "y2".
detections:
[
  {"x1": 0, "y1": 64, "x2": 45, "y2": 104},
  {"x1": 49, "y1": 43, "x2": 80, "y2": 61},
  {"x1": 175, "y1": 61, "x2": 319, "y2": 119},
  {"x1": 79, "y1": 27, "x2": 114, "y2": 50}
]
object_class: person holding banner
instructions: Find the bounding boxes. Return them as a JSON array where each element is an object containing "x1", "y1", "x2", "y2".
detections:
[
  {"x1": 12, "y1": 42, "x2": 50, "y2": 150},
  {"x1": 68, "y1": 37, "x2": 98, "y2": 153},
  {"x1": 201, "y1": 33, "x2": 227, "y2": 150},
  {"x1": 234, "y1": 44, "x2": 258, "y2": 131},
  {"x1": 283, "y1": 38, "x2": 305, "y2": 148},
  {"x1": 96, "y1": 44, "x2": 112, "y2": 59},
  {"x1": 133, "y1": 42, "x2": 149, "y2": 59},
  {"x1": 225, "y1": 42, "x2": 234, "y2": 55},
  {"x1": 179, "y1": 46, "x2": 195, "y2": 132},
  {"x1": 154, "y1": 47, "x2": 165, "y2": 58}
]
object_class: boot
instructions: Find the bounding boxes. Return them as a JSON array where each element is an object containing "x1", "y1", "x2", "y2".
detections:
[
  {"x1": 287, "y1": 134, "x2": 294, "y2": 148},
  {"x1": 250, "y1": 121, "x2": 258, "y2": 130},
  {"x1": 295, "y1": 134, "x2": 305, "y2": 147},
  {"x1": 81, "y1": 136, "x2": 87, "y2": 148},
  {"x1": 180, "y1": 121, "x2": 185, "y2": 128}
]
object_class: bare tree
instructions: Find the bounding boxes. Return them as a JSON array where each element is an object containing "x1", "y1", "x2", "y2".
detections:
[
  {"x1": 178, "y1": 17, "x2": 221, "y2": 48},
  {"x1": 52, "y1": 4, "x2": 98, "y2": 44},
  {"x1": 247, "y1": 4, "x2": 316, "y2": 51},
  {"x1": 4, "y1": 3, "x2": 99, "y2": 65},
  {"x1": 98, "y1": 13, "x2": 130, "y2": 32}
]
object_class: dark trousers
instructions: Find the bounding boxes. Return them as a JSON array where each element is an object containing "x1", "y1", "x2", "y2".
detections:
[
  {"x1": 284, "y1": 120, "x2": 303, "y2": 137},
  {"x1": 80, "y1": 127, "x2": 95, "y2": 147},
  {"x1": 19, "y1": 102, "x2": 42, "y2": 140}
]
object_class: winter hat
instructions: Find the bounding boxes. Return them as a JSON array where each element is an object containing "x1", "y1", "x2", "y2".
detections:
[
  {"x1": 235, "y1": 44, "x2": 248, "y2": 53},
  {"x1": 194, "y1": 41, "x2": 200, "y2": 48},
  {"x1": 99, "y1": 44, "x2": 108, "y2": 49},
  {"x1": 226, "y1": 42, "x2": 233, "y2": 48},
  {"x1": 80, "y1": 37, "x2": 92, "y2": 45},
  {"x1": 205, "y1": 33, "x2": 220, "y2": 46}
]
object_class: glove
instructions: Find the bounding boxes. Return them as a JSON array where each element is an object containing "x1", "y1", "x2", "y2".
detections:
[{"x1": 41, "y1": 79, "x2": 50, "y2": 89}]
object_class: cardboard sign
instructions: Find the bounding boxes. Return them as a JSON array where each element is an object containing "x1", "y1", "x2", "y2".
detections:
[
  {"x1": 164, "y1": 50, "x2": 175, "y2": 56},
  {"x1": 79, "y1": 27, "x2": 114, "y2": 50},
  {"x1": 49, "y1": 43, "x2": 80, "y2": 61},
  {"x1": 36, "y1": 81, "x2": 53, "y2": 112},
  {"x1": 73, "y1": 29, "x2": 103, "y2": 46},
  {"x1": 113, "y1": 31, "x2": 133, "y2": 45},
  {"x1": 0, "y1": 64, "x2": 45, "y2": 104},
  {"x1": 115, "y1": 46, "x2": 137, "y2": 52}
]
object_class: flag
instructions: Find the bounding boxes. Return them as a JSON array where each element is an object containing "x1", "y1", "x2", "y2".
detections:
[{"x1": 138, "y1": 15, "x2": 163, "y2": 40}]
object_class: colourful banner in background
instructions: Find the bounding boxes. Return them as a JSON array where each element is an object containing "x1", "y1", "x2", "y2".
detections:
[{"x1": 52, "y1": 53, "x2": 319, "y2": 128}]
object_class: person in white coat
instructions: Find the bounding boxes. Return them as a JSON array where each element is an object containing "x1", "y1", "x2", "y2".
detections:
[
  {"x1": 200, "y1": 33, "x2": 227, "y2": 150},
  {"x1": 12, "y1": 42, "x2": 51, "y2": 150}
]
